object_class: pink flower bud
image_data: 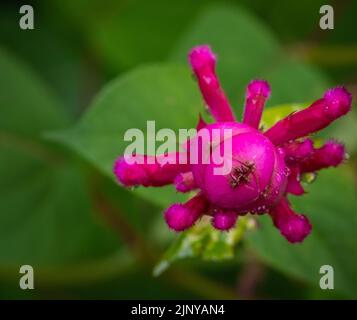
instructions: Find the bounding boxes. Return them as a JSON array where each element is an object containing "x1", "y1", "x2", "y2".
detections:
[
  {"x1": 283, "y1": 139, "x2": 314, "y2": 166},
  {"x1": 113, "y1": 45, "x2": 350, "y2": 243},
  {"x1": 265, "y1": 87, "x2": 352, "y2": 146},
  {"x1": 300, "y1": 140, "x2": 345, "y2": 173},
  {"x1": 211, "y1": 209, "x2": 238, "y2": 231},
  {"x1": 324, "y1": 87, "x2": 352, "y2": 119},
  {"x1": 114, "y1": 153, "x2": 190, "y2": 187},
  {"x1": 190, "y1": 123, "x2": 286, "y2": 212},
  {"x1": 270, "y1": 198, "x2": 312, "y2": 243},
  {"x1": 243, "y1": 80, "x2": 271, "y2": 129},
  {"x1": 174, "y1": 172, "x2": 197, "y2": 193},
  {"x1": 164, "y1": 193, "x2": 208, "y2": 231},
  {"x1": 189, "y1": 45, "x2": 236, "y2": 122}
]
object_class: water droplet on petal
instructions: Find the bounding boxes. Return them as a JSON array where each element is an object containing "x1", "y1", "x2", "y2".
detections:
[{"x1": 301, "y1": 172, "x2": 317, "y2": 184}]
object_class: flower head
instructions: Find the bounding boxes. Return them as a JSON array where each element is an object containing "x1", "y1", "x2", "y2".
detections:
[{"x1": 114, "y1": 45, "x2": 352, "y2": 243}]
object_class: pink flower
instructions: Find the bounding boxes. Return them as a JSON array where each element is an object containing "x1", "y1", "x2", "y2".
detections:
[{"x1": 114, "y1": 45, "x2": 352, "y2": 243}]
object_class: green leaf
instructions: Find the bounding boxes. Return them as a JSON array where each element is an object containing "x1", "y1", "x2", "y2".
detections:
[
  {"x1": 91, "y1": 0, "x2": 209, "y2": 70},
  {"x1": 0, "y1": 47, "x2": 69, "y2": 137},
  {"x1": 50, "y1": 64, "x2": 204, "y2": 207},
  {"x1": 154, "y1": 216, "x2": 249, "y2": 276},
  {"x1": 0, "y1": 49, "x2": 122, "y2": 271},
  {"x1": 0, "y1": 11, "x2": 82, "y2": 117},
  {"x1": 247, "y1": 168, "x2": 357, "y2": 298},
  {"x1": 46, "y1": 0, "x2": 212, "y2": 71},
  {"x1": 261, "y1": 103, "x2": 307, "y2": 130},
  {"x1": 0, "y1": 155, "x2": 121, "y2": 266}
]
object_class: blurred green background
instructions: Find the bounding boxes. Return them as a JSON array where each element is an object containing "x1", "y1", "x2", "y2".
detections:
[{"x1": 0, "y1": 0, "x2": 356, "y2": 299}]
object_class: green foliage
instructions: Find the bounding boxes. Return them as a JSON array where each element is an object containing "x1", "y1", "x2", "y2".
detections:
[
  {"x1": 1, "y1": 1, "x2": 356, "y2": 299},
  {"x1": 51, "y1": 64, "x2": 203, "y2": 207},
  {"x1": 0, "y1": 48, "x2": 122, "y2": 270},
  {"x1": 0, "y1": 48, "x2": 68, "y2": 136}
]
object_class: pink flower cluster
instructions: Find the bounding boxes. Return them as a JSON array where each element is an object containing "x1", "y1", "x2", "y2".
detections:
[{"x1": 114, "y1": 45, "x2": 352, "y2": 243}]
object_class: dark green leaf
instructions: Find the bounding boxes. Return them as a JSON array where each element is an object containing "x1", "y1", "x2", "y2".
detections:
[
  {"x1": 247, "y1": 168, "x2": 357, "y2": 298},
  {"x1": 0, "y1": 49, "x2": 122, "y2": 272}
]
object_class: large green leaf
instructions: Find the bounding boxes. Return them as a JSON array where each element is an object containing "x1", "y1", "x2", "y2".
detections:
[
  {"x1": 0, "y1": 10, "x2": 82, "y2": 117},
  {"x1": 0, "y1": 47, "x2": 69, "y2": 136},
  {"x1": 0, "y1": 48, "x2": 122, "y2": 270},
  {"x1": 50, "y1": 64, "x2": 204, "y2": 207}
]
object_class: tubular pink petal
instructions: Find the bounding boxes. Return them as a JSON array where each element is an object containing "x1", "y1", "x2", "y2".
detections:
[
  {"x1": 189, "y1": 45, "x2": 235, "y2": 122},
  {"x1": 164, "y1": 193, "x2": 209, "y2": 231},
  {"x1": 300, "y1": 140, "x2": 345, "y2": 173},
  {"x1": 264, "y1": 87, "x2": 352, "y2": 146},
  {"x1": 286, "y1": 167, "x2": 305, "y2": 196},
  {"x1": 114, "y1": 157, "x2": 149, "y2": 187},
  {"x1": 243, "y1": 79, "x2": 271, "y2": 129},
  {"x1": 113, "y1": 152, "x2": 190, "y2": 187},
  {"x1": 211, "y1": 209, "x2": 238, "y2": 231},
  {"x1": 324, "y1": 87, "x2": 352, "y2": 118},
  {"x1": 174, "y1": 172, "x2": 197, "y2": 193},
  {"x1": 284, "y1": 139, "x2": 314, "y2": 166},
  {"x1": 270, "y1": 198, "x2": 312, "y2": 243}
]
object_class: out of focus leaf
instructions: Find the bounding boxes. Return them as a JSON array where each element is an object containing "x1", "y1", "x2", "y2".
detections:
[
  {"x1": 47, "y1": 0, "x2": 214, "y2": 71},
  {"x1": 247, "y1": 168, "x2": 357, "y2": 298},
  {"x1": 0, "y1": 48, "x2": 69, "y2": 136},
  {"x1": 49, "y1": 64, "x2": 204, "y2": 207},
  {"x1": 91, "y1": 0, "x2": 210, "y2": 70},
  {"x1": 0, "y1": 49, "x2": 122, "y2": 270},
  {"x1": 154, "y1": 216, "x2": 249, "y2": 276},
  {"x1": 260, "y1": 103, "x2": 307, "y2": 130},
  {"x1": 0, "y1": 156, "x2": 121, "y2": 266},
  {"x1": 0, "y1": 10, "x2": 83, "y2": 117}
]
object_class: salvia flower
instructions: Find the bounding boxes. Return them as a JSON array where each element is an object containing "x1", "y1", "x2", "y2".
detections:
[{"x1": 114, "y1": 45, "x2": 352, "y2": 243}]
